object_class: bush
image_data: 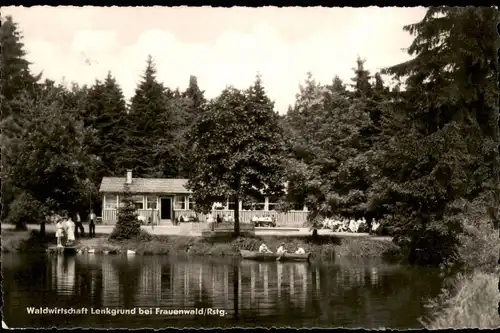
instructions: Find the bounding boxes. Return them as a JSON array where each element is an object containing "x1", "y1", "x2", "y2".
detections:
[
  {"x1": 420, "y1": 272, "x2": 500, "y2": 329},
  {"x1": 109, "y1": 185, "x2": 141, "y2": 240},
  {"x1": 453, "y1": 218, "x2": 499, "y2": 274},
  {"x1": 5, "y1": 192, "x2": 47, "y2": 230}
]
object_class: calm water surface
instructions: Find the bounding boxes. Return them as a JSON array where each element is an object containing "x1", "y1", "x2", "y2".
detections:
[{"x1": 2, "y1": 253, "x2": 444, "y2": 328}]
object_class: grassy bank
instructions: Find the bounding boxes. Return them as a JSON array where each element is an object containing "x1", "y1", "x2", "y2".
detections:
[
  {"x1": 421, "y1": 220, "x2": 500, "y2": 329},
  {"x1": 420, "y1": 272, "x2": 500, "y2": 329},
  {"x1": 1, "y1": 229, "x2": 399, "y2": 259}
]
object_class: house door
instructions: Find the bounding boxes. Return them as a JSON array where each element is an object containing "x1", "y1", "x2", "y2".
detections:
[{"x1": 160, "y1": 198, "x2": 172, "y2": 220}]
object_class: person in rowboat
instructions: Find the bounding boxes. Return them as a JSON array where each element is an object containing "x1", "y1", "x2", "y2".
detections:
[
  {"x1": 258, "y1": 243, "x2": 273, "y2": 253},
  {"x1": 295, "y1": 246, "x2": 306, "y2": 254},
  {"x1": 276, "y1": 242, "x2": 287, "y2": 255}
]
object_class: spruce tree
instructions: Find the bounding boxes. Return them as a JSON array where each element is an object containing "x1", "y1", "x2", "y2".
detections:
[
  {"x1": 0, "y1": 15, "x2": 41, "y2": 120},
  {"x1": 123, "y1": 55, "x2": 178, "y2": 177},
  {"x1": 0, "y1": 15, "x2": 42, "y2": 220},
  {"x1": 83, "y1": 72, "x2": 128, "y2": 178},
  {"x1": 109, "y1": 184, "x2": 141, "y2": 240},
  {"x1": 375, "y1": 7, "x2": 499, "y2": 265}
]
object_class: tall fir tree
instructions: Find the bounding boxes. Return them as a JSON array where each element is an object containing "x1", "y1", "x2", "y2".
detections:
[
  {"x1": 123, "y1": 55, "x2": 179, "y2": 177},
  {"x1": 374, "y1": 7, "x2": 499, "y2": 265},
  {"x1": 0, "y1": 15, "x2": 42, "y2": 220},
  {"x1": 0, "y1": 15, "x2": 41, "y2": 120}
]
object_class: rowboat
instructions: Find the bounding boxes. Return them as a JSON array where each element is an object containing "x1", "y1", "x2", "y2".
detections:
[{"x1": 240, "y1": 250, "x2": 311, "y2": 262}]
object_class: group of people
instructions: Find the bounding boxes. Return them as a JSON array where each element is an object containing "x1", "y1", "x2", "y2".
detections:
[
  {"x1": 259, "y1": 242, "x2": 305, "y2": 255},
  {"x1": 206, "y1": 213, "x2": 235, "y2": 231},
  {"x1": 322, "y1": 217, "x2": 380, "y2": 233},
  {"x1": 54, "y1": 211, "x2": 97, "y2": 247}
]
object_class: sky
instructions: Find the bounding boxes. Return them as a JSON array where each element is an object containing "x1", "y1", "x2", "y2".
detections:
[{"x1": 2, "y1": 6, "x2": 426, "y2": 114}]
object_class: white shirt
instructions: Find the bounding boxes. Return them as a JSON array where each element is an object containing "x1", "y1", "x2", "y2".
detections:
[
  {"x1": 277, "y1": 246, "x2": 286, "y2": 255},
  {"x1": 259, "y1": 244, "x2": 270, "y2": 253},
  {"x1": 295, "y1": 247, "x2": 305, "y2": 254}
]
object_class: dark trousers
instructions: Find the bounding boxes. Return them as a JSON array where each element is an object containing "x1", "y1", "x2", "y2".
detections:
[
  {"x1": 75, "y1": 222, "x2": 85, "y2": 237},
  {"x1": 89, "y1": 223, "x2": 95, "y2": 238}
]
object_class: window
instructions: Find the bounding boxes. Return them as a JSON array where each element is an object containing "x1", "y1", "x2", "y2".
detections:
[
  {"x1": 268, "y1": 195, "x2": 281, "y2": 211},
  {"x1": 146, "y1": 196, "x2": 157, "y2": 210},
  {"x1": 175, "y1": 196, "x2": 187, "y2": 210},
  {"x1": 105, "y1": 195, "x2": 118, "y2": 209},
  {"x1": 132, "y1": 195, "x2": 144, "y2": 210},
  {"x1": 188, "y1": 197, "x2": 194, "y2": 210},
  {"x1": 228, "y1": 201, "x2": 236, "y2": 210}
]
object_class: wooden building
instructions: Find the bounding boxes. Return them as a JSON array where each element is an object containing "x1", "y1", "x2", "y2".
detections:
[{"x1": 99, "y1": 170, "x2": 308, "y2": 226}]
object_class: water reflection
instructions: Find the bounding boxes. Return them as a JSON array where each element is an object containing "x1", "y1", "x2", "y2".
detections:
[
  {"x1": 2, "y1": 254, "x2": 444, "y2": 329},
  {"x1": 51, "y1": 254, "x2": 76, "y2": 295}
]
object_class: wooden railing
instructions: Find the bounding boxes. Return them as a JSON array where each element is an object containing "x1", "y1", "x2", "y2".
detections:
[
  {"x1": 177, "y1": 210, "x2": 308, "y2": 226},
  {"x1": 102, "y1": 209, "x2": 159, "y2": 224},
  {"x1": 102, "y1": 209, "x2": 308, "y2": 226}
]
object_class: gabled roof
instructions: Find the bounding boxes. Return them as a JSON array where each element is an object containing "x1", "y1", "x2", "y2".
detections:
[{"x1": 99, "y1": 177, "x2": 191, "y2": 194}]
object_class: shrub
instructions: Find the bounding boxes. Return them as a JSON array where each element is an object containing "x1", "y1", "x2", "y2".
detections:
[
  {"x1": 109, "y1": 185, "x2": 141, "y2": 240},
  {"x1": 420, "y1": 272, "x2": 500, "y2": 329},
  {"x1": 453, "y1": 217, "x2": 499, "y2": 274},
  {"x1": 5, "y1": 192, "x2": 47, "y2": 230}
]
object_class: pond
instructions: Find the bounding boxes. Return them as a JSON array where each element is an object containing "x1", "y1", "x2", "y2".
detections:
[{"x1": 2, "y1": 253, "x2": 444, "y2": 329}]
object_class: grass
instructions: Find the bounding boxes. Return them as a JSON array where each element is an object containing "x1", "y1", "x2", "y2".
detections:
[
  {"x1": 420, "y1": 272, "x2": 500, "y2": 329},
  {"x1": 1, "y1": 230, "x2": 53, "y2": 253},
  {"x1": 420, "y1": 219, "x2": 500, "y2": 329}
]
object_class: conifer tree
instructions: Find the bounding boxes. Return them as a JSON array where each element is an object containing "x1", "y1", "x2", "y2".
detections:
[
  {"x1": 374, "y1": 7, "x2": 499, "y2": 265},
  {"x1": 109, "y1": 184, "x2": 141, "y2": 240},
  {"x1": 123, "y1": 55, "x2": 178, "y2": 177}
]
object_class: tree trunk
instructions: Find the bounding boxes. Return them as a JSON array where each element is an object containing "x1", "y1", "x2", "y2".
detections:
[
  {"x1": 312, "y1": 228, "x2": 318, "y2": 240},
  {"x1": 233, "y1": 196, "x2": 240, "y2": 237},
  {"x1": 40, "y1": 221, "x2": 46, "y2": 237},
  {"x1": 15, "y1": 220, "x2": 27, "y2": 230}
]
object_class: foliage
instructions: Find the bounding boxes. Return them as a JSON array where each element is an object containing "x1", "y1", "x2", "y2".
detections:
[
  {"x1": 187, "y1": 75, "x2": 286, "y2": 235},
  {"x1": 83, "y1": 72, "x2": 128, "y2": 177},
  {"x1": 109, "y1": 184, "x2": 141, "y2": 240},
  {"x1": 0, "y1": 15, "x2": 42, "y2": 219},
  {"x1": 1, "y1": 83, "x2": 94, "y2": 218},
  {"x1": 283, "y1": 67, "x2": 379, "y2": 230},
  {"x1": 4, "y1": 192, "x2": 48, "y2": 230},
  {"x1": 371, "y1": 7, "x2": 499, "y2": 266},
  {"x1": 0, "y1": 15, "x2": 41, "y2": 121},
  {"x1": 2, "y1": 9, "x2": 498, "y2": 270},
  {"x1": 121, "y1": 55, "x2": 182, "y2": 178},
  {"x1": 420, "y1": 272, "x2": 500, "y2": 329}
]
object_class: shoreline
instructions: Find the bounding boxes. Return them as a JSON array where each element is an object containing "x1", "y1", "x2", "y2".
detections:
[{"x1": 1, "y1": 227, "x2": 400, "y2": 260}]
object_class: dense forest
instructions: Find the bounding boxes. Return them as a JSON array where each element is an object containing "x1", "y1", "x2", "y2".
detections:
[{"x1": 1, "y1": 7, "x2": 498, "y2": 267}]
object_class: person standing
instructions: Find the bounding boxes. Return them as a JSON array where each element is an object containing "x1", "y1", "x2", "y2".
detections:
[
  {"x1": 65, "y1": 215, "x2": 76, "y2": 246},
  {"x1": 207, "y1": 215, "x2": 215, "y2": 231},
  {"x1": 55, "y1": 217, "x2": 65, "y2": 248},
  {"x1": 75, "y1": 212, "x2": 85, "y2": 237},
  {"x1": 89, "y1": 211, "x2": 96, "y2": 238}
]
